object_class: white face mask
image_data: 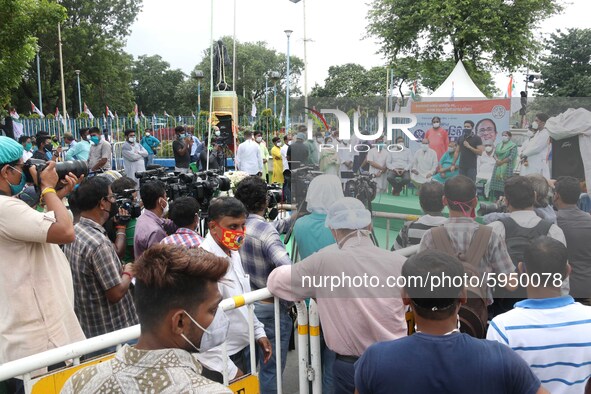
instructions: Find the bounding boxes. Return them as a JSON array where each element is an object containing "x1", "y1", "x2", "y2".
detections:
[
  {"x1": 485, "y1": 146, "x2": 493, "y2": 153},
  {"x1": 288, "y1": 141, "x2": 292, "y2": 146},
  {"x1": 421, "y1": 144, "x2": 429, "y2": 151},
  {"x1": 526, "y1": 130, "x2": 534, "y2": 138},
  {"x1": 502, "y1": 136, "x2": 509, "y2": 142},
  {"x1": 215, "y1": 130, "x2": 221, "y2": 137},
  {"x1": 276, "y1": 142, "x2": 282, "y2": 147},
  {"x1": 145, "y1": 133, "x2": 151, "y2": 137},
  {"x1": 255, "y1": 136, "x2": 262, "y2": 143},
  {"x1": 433, "y1": 122, "x2": 440, "y2": 128},
  {"x1": 448, "y1": 147, "x2": 455, "y2": 153},
  {"x1": 181, "y1": 308, "x2": 229, "y2": 352},
  {"x1": 160, "y1": 198, "x2": 169, "y2": 216},
  {"x1": 531, "y1": 121, "x2": 539, "y2": 130},
  {"x1": 128, "y1": 137, "x2": 136, "y2": 143}
]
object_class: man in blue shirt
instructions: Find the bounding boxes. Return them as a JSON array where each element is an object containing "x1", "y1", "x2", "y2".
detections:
[
  {"x1": 66, "y1": 128, "x2": 91, "y2": 162},
  {"x1": 235, "y1": 176, "x2": 292, "y2": 394},
  {"x1": 140, "y1": 128, "x2": 160, "y2": 166},
  {"x1": 355, "y1": 249, "x2": 545, "y2": 394}
]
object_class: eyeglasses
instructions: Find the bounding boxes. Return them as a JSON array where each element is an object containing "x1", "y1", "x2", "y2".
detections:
[{"x1": 478, "y1": 127, "x2": 495, "y2": 133}]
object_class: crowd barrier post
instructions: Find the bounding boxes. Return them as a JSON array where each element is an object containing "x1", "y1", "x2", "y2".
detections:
[
  {"x1": 296, "y1": 301, "x2": 310, "y2": 394},
  {"x1": 308, "y1": 299, "x2": 322, "y2": 393}
]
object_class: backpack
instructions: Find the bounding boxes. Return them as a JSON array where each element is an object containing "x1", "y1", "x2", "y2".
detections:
[{"x1": 430, "y1": 225, "x2": 492, "y2": 339}]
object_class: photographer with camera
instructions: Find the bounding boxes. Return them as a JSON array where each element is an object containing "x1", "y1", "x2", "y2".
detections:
[
  {"x1": 110, "y1": 176, "x2": 142, "y2": 262},
  {"x1": 234, "y1": 176, "x2": 293, "y2": 393},
  {"x1": 33, "y1": 132, "x2": 60, "y2": 162},
  {"x1": 173, "y1": 126, "x2": 193, "y2": 174},
  {"x1": 0, "y1": 136, "x2": 85, "y2": 388},
  {"x1": 63, "y1": 176, "x2": 138, "y2": 341},
  {"x1": 134, "y1": 180, "x2": 177, "y2": 258}
]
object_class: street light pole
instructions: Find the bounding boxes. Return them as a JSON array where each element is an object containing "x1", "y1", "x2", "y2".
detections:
[
  {"x1": 269, "y1": 71, "x2": 280, "y2": 117},
  {"x1": 285, "y1": 30, "x2": 293, "y2": 133},
  {"x1": 57, "y1": 21, "x2": 68, "y2": 131},
  {"x1": 75, "y1": 70, "x2": 82, "y2": 115},
  {"x1": 36, "y1": 49, "x2": 43, "y2": 112},
  {"x1": 265, "y1": 74, "x2": 269, "y2": 110},
  {"x1": 194, "y1": 70, "x2": 204, "y2": 114}
]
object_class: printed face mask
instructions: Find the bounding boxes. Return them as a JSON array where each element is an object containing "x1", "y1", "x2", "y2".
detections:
[{"x1": 212, "y1": 222, "x2": 245, "y2": 251}]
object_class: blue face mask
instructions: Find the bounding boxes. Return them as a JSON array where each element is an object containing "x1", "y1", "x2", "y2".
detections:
[
  {"x1": 90, "y1": 136, "x2": 100, "y2": 145},
  {"x1": 7, "y1": 166, "x2": 26, "y2": 195}
]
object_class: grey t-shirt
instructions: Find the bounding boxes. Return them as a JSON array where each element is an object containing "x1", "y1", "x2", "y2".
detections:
[
  {"x1": 557, "y1": 207, "x2": 591, "y2": 298},
  {"x1": 88, "y1": 140, "x2": 112, "y2": 170}
]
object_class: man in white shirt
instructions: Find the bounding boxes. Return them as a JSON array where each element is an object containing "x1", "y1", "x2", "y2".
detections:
[
  {"x1": 235, "y1": 131, "x2": 262, "y2": 176},
  {"x1": 365, "y1": 137, "x2": 388, "y2": 194},
  {"x1": 121, "y1": 129, "x2": 148, "y2": 187},
  {"x1": 477, "y1": 141, "x2": 496, "y2": 198},
  {"x1": 410, "y1": 138, "x2": 438, "y2": 189},
  {"x1": 487, "y1": 236, "x2": 591, "y2": 394},
  {"x1": 387, "y1": 136, "x2": 413, "y2": 195},
  {"x1": 520, "y1": 113, "x2": 551, "y2": 178},
  {"x1": 334, "y1": 130, "x2": 354, "y2": 185},
  {"x1": 198, "y1": 197, "x2": 272, "y2": 383}
]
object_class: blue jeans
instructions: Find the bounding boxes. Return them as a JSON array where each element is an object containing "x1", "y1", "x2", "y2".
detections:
[
  {"x1": 333, "y1": 358, "x2": 356, "y2": 394},
  {"x1": 145, "y1": 154, "x2": 154, "y2": 166},
  {"x1": 254, "y1": 301, "x2": 292, "y2": 394}
]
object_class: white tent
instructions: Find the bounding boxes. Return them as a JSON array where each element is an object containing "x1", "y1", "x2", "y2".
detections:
[{"x1": 427, "y1": 61, "x2": 487, "y2": 100}]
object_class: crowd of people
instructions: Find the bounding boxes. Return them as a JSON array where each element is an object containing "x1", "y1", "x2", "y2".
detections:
[{"x1": 0, "y1": 108, "x2": 590, "y2": 394}]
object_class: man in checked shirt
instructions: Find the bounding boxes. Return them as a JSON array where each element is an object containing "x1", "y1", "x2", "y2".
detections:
[
  {"x1": 235, "y1": 176, "x2": 293, "y2": 394},
  {"x1": 161, "y1": 196, "x2": 205, "y2": 248}
]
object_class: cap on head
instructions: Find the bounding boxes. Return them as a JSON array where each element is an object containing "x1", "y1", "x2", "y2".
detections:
[
  {"x1": 325, "y1": 197, "x2": 372, "y2": 230},
  {"x1": 296, "y1": 132, "x2": 306, "y2": 141},
  {"x1": 0, "y1": 136, "x2": 25, "y2": 165}
]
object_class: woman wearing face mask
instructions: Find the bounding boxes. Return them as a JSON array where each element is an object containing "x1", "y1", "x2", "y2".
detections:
[
  {"x1": 476, "y1": 142, "x2": 497, "y2": 198},
  {"x1": 425, "y1": 116, "x2": 449, "y2": 160},
  {"x1": 490, "y1": 131, "x2": 518, "y2": 199},
  {"x1": 270, "y1": 136, "x2": 284, "y2": 184},
  {"x1": 319, "y1": 136, "x2": 340, "y2": 175},
  {"x1": 432, "y1": 140, "x2": 460, "y2": 183}
]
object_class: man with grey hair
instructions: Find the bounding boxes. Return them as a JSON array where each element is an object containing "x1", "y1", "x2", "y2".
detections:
[{"x1": 268, "y1": 197, "x2": 406, "y2": 393}]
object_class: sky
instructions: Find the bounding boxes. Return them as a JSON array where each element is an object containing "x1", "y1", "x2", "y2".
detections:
[{"x1": 125, "y1": 0, "x2": 590, "y2": 98}]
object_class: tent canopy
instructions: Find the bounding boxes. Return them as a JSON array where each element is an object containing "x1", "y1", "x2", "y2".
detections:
[{"x1": 428, "y1": 61, "x2": 487, "y2": 100}]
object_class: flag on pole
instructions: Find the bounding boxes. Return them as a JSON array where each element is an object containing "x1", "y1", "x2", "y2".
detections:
[
  {"x1": 251, "y1": 100, "x2": 257, "y2": 118},
  {"x1": 410, "y1": 81, "x2": 418, "y2": 101},
  {"x1": 140, "y1": 111, "x2": 145, "y2": 118},
  {"x1": 106, "y1": 105, "x2": 115, "y2": 119},
  {"x1": 450, "y1": 81, "x2": 455, "y2": 101},
  {"x1": 164, "y1": 111, "x2": 170, "y2": 118},
  {"x1": 134, "y1": 103, "x2": 139, "y2": 124},
  {"x1": 279, "y1": 106, "x2": 284, "y2": 123},
  {"x1": 54, "y1": 107, "x2": 62, "y2": 120},
  {"x1": 177, "y1": 115, "x2": 182, "y2": 122},
  {"x1": 10, "y1": 109, "x2": 23, "y2": 139},
  {"x1": 30, "y1": 102, "x2": 45, "y2": 118},
  {"x1": 191, "y1": 112, "x2": 196, "y2": 119},
  {"x1": 83, "y1": 103, "x2": 94, "y2": 119},
  {"x1": 505, "y1": 74, "x2": 515, "y2": 98}
]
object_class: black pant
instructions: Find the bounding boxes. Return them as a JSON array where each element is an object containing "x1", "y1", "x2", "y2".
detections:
[
  {"x1": 460, "y1": 167, "x2": 477, "y2": 182},
  {"x1": 387, "y1": 170, "x2": 410, "y2": 193},
  {"x1": 201, "y1": 346, "x2": 250, "y2": 383}
]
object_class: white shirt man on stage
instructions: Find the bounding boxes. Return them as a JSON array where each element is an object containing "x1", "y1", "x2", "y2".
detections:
[
  {"x1": 520, "y1": 113, "x2": 551, "y2": 179},
  {"x1": 235, "y1": 130, "x2": 262, "y2": 176},
  {"x1": 410, "y1": 139, "x2": 438, "y2": 189}
]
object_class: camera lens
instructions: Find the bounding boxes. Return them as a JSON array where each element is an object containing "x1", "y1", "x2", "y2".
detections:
[{"x1": 55, "y1": 160, "x2": 89, "y2": 180}]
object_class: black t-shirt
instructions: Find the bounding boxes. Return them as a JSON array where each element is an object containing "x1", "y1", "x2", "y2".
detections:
[
  {"x1": 172, "y1": 140, "x2": 190, "y2": 168},
  {"x1": 458, "y1": 134, "x2": 482, "y2": 170},
  {"x1": 287, "y1": 142, "x2": 309, "y2": 170},
  {"x1": 199, "y1": 150, "x2": 222, "y2": 170},
  {"x1": 32, "y1": 150, "x2": 48, "y2": 161}
]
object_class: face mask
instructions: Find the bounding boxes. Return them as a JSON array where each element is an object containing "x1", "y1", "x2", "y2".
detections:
[
  {"x1": 502, "y1": 136, "x2": 509, "y2": 142},
  {"x1": 531, "y1": 121, "x2": 539, "y2": 130},
  {"x1": 287, "y1": 141, "x2": 292, "y2": 146},
  {"x1": 7, "y1": 166, "x2": 26, "y2": 195},
  {"x1": 145, "y1": 133, "x2": 151, "y2": 137},
  {"x1": 44, "y1": 145, "x2": 53, "y2": 152},
  {"x1": 526, "y1": 130, "x2": 534, "y2": 138},
  {"x1": 215, "y1": 130, "x2": 221, "y2": 137},
  {"x1": 181, "y1": 308, "x2": 230, "y2": 353},
  {"x1": 25, "y1": 143, "x2": 32, "y2": 151},
  {"x1": 485, "y1": 146, "x2": 493, "y2": 153},
  {"x1": 212, "y1": 222, "x2": 245, "y2": 251},
  {"x1": 375, "y1": 143, "x2": 385, "y2": 148},
  {"x1": 103, "y1": 199, "x2": 118, "y2": 219},
  {"x1": 421, "y1": 144, "x2": 429, "y2": 151},
  {"x1": 255, "y1": 136, "x2": 262, "y2": 143},
  {"x1": 326, "y1": 140, "x2": 333, "y2": 145},
  {"x1": 448, "y1": 147, "x2": 455, "y2": 153},
  {"x1": 449, "y1": 197, "x2": 477, "y2": 218},
  {"x1": 128, "y1": 137, "x2": 136, "y2": 143},
  {"x1": 160, "y1": 197, "x2": 169, "y2": 216},
  {"x1": 90, "y1": 136, "x2": 100, "y2": 145},
  {"x1": 463, "y1": 128, "x2": 473, "y2": 136},
  {"x1": 52, "y1": 138, "x2": 58, "y2": 143},
  {"x1": 276, "y1": 142, "x2": 282, "y2": 147},
  {"x1": 433, "y1": 122, "x2": 440, "y2": 128},
  {"x1": 179, "y1": 133, "x2": 187, "y2": 139}
]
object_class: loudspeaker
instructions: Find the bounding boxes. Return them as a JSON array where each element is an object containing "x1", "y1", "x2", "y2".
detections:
[
  {"x1": 216, "y1": 115, "x2": 234, "y2": 146},
  {"x1": 552, "y1": 136, "x2": 585, "y2": 180}
]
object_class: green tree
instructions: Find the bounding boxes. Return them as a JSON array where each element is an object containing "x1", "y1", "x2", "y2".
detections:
[
  {"x1": 132, "y1": 55, "x2": 187, "y2": 114},
  {"x1": 310, "y1": 64, "x2": 387, "y2": 97},
  {"x1": 0, "y1": 0, "x2": 66, "y2": 105},
  {"x1": 367, "y1": 0, "x2": 561, "y2": 71}
]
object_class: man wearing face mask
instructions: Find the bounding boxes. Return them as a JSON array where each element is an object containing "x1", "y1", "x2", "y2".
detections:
[
  {"x1": 0, "y1": 137, "x2": 85, "y2": 391},
  {"x1": 19, "y1": 135, "x2": 33, "y2": 161},
  {"x1": 134, "y1": 180, "x2": 177, "y2": 259},
  {"x1": 425, "y1": 116, "x2": 449, "y2": 160},
  {"x1": 140, "y1": 128, "x2": 160, "y2": 166},
  {"x1": 386, "y1": 136, "x2": 412, "y2": 195},
  {"x1": 268, "y1": 197, "x2": 407, "y2": 393},
  {"x1": 198, "y1": 197, "x2": 272, "y2": 383},
  {"x1": 235, "y1": 130, "x2": 263, "y2": 176},
  {"x1": 121, "y1": 129, "x2": 148, "y2": 187},
  {"x1": 173, "y1": 126, "x2": 193, "y2": 174},
  {"x1": 61, "y1": 244, "x2": 232, "y2": 394},
  {"x1": 476, "y1": 141, "x2": 496, "y2": 198},
  {"x1": 419, "y1": 175, "x2": 516, "y2": 305},
  {"x1": 410, "y1": 138, "x2": 438, "y2": 189},
  {"x1": 161, "y1": 196, "x2": 204, "y2": 248},
  {"x1": 519, "y1": 113, "x2": 551, "y2": 178},
  {"x1": 63, "y1": 176, "x2": 138, "y2": 340},
  {"x1": 33, "y1": 132, "x2": 59, "y2": 162},
  {"x1": 66, "y1": 128, "x2": 91, "y2": 162},
  {"x1": 254, "y1": 131, "x2": 270, "y2": 181},
  {"x1": 452, "y1": 120, "x2": 483, "y2": 182},
  {"x1": 88, "y1": 127, "x2": 112, "y2": 171},
  {"x1": 364, "y1": 137, "x2": 388, "y2": 194}
]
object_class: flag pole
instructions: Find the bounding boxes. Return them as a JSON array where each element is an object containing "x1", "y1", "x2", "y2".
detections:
[
  {"x1": 57, "y1": 21, "x2": 68, "y2": 134},
  {"x1": 207, "y1": 0, "x2": 215, "y2": 172}
]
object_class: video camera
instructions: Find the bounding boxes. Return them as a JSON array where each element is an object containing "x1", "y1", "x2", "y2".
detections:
[
  {"x1": 266, "y1": 183, "x2": 283, "y2": 220},
  {"x1": 290, "y1": 165, "x2": 323, "y2": 205},
  {"x1": 344, "y1": 172, "x2": 377, "y2": 209},
  {"x1": 477, "y1": 201, "x2": 507, "y2": 216},
  {"x1": 23, "y1": 158, "x2": 88, "y2": 185},
  {"x1": 114, "y1": 188, "x2": 142, "y2": 224}
]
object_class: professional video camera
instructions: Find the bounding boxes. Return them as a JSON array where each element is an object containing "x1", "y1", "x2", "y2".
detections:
[
  {"x1": 290, "y1": 165, "x2": 323, "y2": 205},
  {"x1": 179, "y1": 169, "x2": 231, "y2": 213},
  {"x1": 344, "y1": 172, "x2": 377, "y2": 210},
  {"x1": 266, "y1": 183, "x2": 283, "y2": 220},
  {"x1": 23, "y1": 158, "x2": 88, "y2": 184},
  {"x1": 477, "y1": 201, "x2": 507, "y2": 216},
  {"x1": 114, "y1": 189, "x2": 142, "y2": 224}
]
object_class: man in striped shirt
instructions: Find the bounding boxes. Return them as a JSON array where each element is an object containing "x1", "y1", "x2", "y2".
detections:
[
  {"x1": 393, "y1": 181, "x2": 447, "y2": 250},
  {"x1": 161, "y1": 196, "x2": 204, "y2": 248},
  {"x1": 487, "y1": 236, "x2": 591, "y2": 394}
]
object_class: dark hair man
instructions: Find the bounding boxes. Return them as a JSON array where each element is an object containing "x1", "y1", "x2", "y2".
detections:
[
  {"x1": 235, "y1": 130, "x2": 262, "y2": 176},
  {"x1": 198, "y1": 197, "x2": 272, "y2": 383},
  {"x1": 235, "y1": 176, "x2": 293, "y2": 392},
  {"x1": 111, "y1": 176, "x2": 140, "y2": 262},
  {"x1": 355, "y1": 250, "x2": 547, "y2": 394},
  {"x1": 19, "y1": 134, "x2": 33, "y2": 161},
  {"x1": 520, "y1": 112, "x2": 551, "y2": 178},
  {"x1": 386, "y1": 135, "x2": 412, "y2": 196},
  {"x1": 140, "y1": 128, "x2": 160, "y2": 166},
  {"x1": 66, "y1": 128, "x2": 91, "y2": 161},
  {"x1": 554, "y1": 176, "x2": 591, "y2": 303},
  {"x1": 419, "y1": 175, "x2": 516, "y2": 305},
  {"x1": 63, "y1": 177, "x2": 138, "y2": 339},
  {"x1": 488, "y1": 237, "x2": 591, "y2": 394},
  {"x1": 134, "y1": 180, "x2": 177, "y2": 259},
  {"x1": 452, "y1": 120, "x2": 483, "y2": 182},
  {"x1": 0, "y1": 136, "x2": 84, "y2": 391},
  {"x1": 393, "y1": 181, "x2": 446, "y2": 249},
  {"x1": 425, "y1": 115, "x2": 449, "y2": 160},
  {"x1": 88, "y1": 127, "x2": 112, "y2": 171},
  {"x1": 61, "y1": 244, "x2": 232, "y2": 393},
  {"x1": 161, "y1": 196, "x2": 204, "y2": 248},
  {"x1": 287, "y1": 132, "x2": 309, "y2": 172},
  {"x1": 200, "y1": 141, "x2": 224, "y2": 171},
  {"x1": 173, "y1": 126, "x2": 193, "y2": 174},
  {"x1": 121, "y1": 129, "x2": 148, "y2": 187},
  {"x1": 32, "y1": 132, "x2": 57, "y2": 162},
  {"x1": 254, "y1": 131, "x2": 269, "y2": 181}
]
